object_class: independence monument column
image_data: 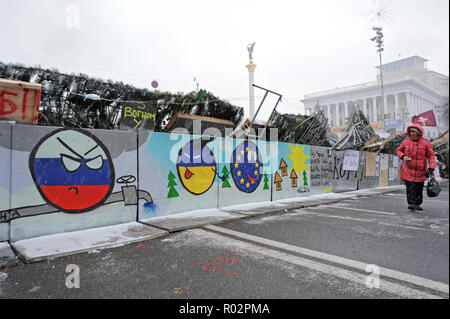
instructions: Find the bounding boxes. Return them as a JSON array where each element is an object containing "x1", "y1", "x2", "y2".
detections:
[{"x1": 246, "y1": 42, "x2": 256, "y2": 119}]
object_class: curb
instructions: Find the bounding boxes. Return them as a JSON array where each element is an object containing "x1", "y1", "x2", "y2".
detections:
[
  {"x1": 9, "y1": 222, "x2": 168, "y2": 264},
  {"x1": 1, "y1": 185, "x2": 408, "y2": 265}
]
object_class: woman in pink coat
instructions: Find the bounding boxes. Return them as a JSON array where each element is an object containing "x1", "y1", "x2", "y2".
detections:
[{"x1": 396, "y1": 124, "x2": 437, "y2": 211}]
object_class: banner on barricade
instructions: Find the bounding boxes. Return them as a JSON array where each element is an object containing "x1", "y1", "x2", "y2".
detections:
[
  {"x1": 120, "y1": 101, "x2": 156, "y2": 130},
  {"x1": 343, "y1": 150, "x2": 360, "y2": 171}
]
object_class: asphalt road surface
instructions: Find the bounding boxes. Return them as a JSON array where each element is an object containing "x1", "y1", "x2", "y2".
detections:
[{"x1": 0, "y1": 187, "x2": 448, "y2": 301}]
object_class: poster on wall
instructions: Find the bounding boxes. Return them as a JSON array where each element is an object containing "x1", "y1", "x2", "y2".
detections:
[
  {"x1": 379, "y1": 169, "x2": 389, "y2": 187},
  {"x1": 378, "y1": 154, "x2": 389, "y2": 186},
  {"x1": 393, "y1": 156, "x2": 400, "y2": 168},
  {"x1": 380, "y1": 155, "x2": 389, "y2": 170},
  {"x1": 388, "y1": 167, "x2": 398, "y2": 181},
  {"x1": 365, "y1": 152, "x2": 376, "y2": 177},
  {"x1": 375, "y1": 155, "x2": 380, "y2": 177},
  {"x1": 343, "y1": 150, "x2": 359, "y2": 171}
]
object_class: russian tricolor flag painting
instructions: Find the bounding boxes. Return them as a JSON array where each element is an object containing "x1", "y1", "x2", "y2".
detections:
[{"x1": 29, "y1": 129, "x2": 115, "y2": 213}]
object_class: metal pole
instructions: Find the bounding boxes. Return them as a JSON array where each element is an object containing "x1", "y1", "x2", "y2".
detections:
[
  {"x1": 252, "y1": 84, "x2": 282, "y2": 96},
  {"x1": 266, "y1": 96, "x2": 283, "y2": 127},
  {"x1": 379, "y1": 50, "x2": 386, "y2": 130},
  {"x1": 249, "y1": 84, "x2": 283, "y2": 129},
  {"x1": 247, "y1": 84, "x2": 283, "y2": 134},
  {"x1": 402, "y1": 110, "x2": 405, "y2": 135},
  {"x1": 249, "y1": 91, "x2": 268, "y2": 128}
]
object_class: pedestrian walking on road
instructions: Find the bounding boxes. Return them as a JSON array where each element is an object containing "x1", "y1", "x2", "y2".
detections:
[{"x1": 396, "y1": 124, "x2": 437, "y2": 211}]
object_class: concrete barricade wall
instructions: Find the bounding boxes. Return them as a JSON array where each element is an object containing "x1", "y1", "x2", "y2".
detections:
[
  {"x1": 377, "y1": 153, "x2": 390, "y2": 187},
  {"x1": 0, "y1": 123, "x2": 405, "y2": 242},
  {"x1": 332, "y1": 150, "x2": 359, "y2": 192},
  {"x1": 8, "y1": 125, "x2": 138, "y2": 242},
  {"x1": 138, "y1": 132, "x2": 220, "y2": 220},
  {"x1": 388, "y1": 154, "x2": 402, "y2": 186},
  {"x1": 310, "y1": 146, "x2": 334, "y2": 194},
  {"x1": 358, "y1": 151, "x2": 378, "y2": 190},
  {"x1": 272, "y1": 142, "x2": 311, "y2": 200},
  {"x1": 0, "y1": 122, "x2": 12, "y2": 241},
  {"x1": 218, "y1": 137, "x2": 273, "y2": 207}
]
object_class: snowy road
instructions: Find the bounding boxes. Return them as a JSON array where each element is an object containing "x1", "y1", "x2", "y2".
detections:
[{"x1": 0, "y1": 187, "x2": 448, "y2": 301}]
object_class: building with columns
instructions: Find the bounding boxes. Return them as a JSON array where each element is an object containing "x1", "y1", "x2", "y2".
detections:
[{"x1": 302, "y1": 56, "x2": 449, "y2": 139}]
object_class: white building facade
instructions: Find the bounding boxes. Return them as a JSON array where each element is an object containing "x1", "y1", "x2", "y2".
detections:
[{"x1": 302, "y1": 56, "x2": 449, "y2": 139}]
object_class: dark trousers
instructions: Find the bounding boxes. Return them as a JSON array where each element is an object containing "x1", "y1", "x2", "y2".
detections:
[{"x1": 404, "y1": 181, "x2": 424, "y2": 206}]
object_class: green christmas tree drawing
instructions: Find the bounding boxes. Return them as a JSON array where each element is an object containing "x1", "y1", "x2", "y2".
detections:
[
  {"x1": 221, "y1": 166, "x2": 231, "y2": 188},
  {"x1": 167, "y1": 170, "x2": 179, "y2": 198},
  {"x1": 263, "y1": 173, "x2": 270, "y2": 190},
  {"x1": 302, "y1": 170, "x2": 309, "y2": 187}
]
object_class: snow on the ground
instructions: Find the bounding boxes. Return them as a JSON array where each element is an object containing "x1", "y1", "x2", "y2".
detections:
[{"x1": 141, "y1": 208, "x2": 239, "y2": 222}]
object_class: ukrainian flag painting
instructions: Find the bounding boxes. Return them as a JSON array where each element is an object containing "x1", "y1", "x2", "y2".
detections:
[{"x1": 29, "y1": 129, "x2": 115, "y2": 213}]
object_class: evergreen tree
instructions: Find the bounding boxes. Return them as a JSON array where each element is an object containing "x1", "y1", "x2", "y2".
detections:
[
  {"x1": 0, "y1": 62, "x2": 244, "y2": 130},
  {"x1": 167, "y1": 170, "x2": 179, "y2": 198},
  {"x1": 263, "y1": 173, "x2": 269, "y2": 190},
  {"x1": 302, "y1": 170, "x2": 309, "y2": 187},
  {"x1": 221, "y1": 166, "x2": 231, "y2": 188}
]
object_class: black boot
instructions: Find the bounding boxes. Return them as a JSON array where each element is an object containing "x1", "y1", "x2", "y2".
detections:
[
  {"x1": 414, "y1": 205, "x2": 423, "y2": 211},
  {"x1": 408, "y1": 205, "x2": 415, "y2": 210}
]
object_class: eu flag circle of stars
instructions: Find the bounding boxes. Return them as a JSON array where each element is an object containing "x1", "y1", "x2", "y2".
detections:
[{"x1": 230, "y1": 141, "x2": 263, "y2": 193}]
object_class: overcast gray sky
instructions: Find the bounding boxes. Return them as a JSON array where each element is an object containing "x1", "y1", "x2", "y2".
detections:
[{"x1": 1, "y1": 0, "x2": 448, "y2": 121}]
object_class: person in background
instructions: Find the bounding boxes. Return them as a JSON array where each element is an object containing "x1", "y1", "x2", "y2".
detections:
[{"x1": 396, "y1": 124, "x2": 437, "y2": 211}]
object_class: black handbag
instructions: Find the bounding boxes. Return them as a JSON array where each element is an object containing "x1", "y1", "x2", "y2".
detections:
[{"x1": 427, "y1": 176, "x2": 441, "y2": 197}]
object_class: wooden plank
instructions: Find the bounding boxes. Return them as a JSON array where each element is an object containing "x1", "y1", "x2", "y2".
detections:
[
  {"x1": 0, "y1": 79, "x2": 42, "y2": 90},
  {"x1": 431, "y1": 135, "x2": 449, "y2": 147},
  {"x1": 332, "y1": 133, "x2": 349, "y2": 149},
  {"x1": 163, "y1": 112, "x2": 235, "y2": 132},
  {"x1": 363, "y1": 133, "x2": 397, "y2": 150},
  {"x1": 359, "y1": 135, "x2": 380, "y2": 150}
]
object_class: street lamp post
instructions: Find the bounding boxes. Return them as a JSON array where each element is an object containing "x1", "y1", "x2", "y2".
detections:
[
  {"x1": 401, "y1": 108, "x2": 409, "y2": 136},
  {"x1": 370, "y1": 26, "x2": 387, "y2": 130}
]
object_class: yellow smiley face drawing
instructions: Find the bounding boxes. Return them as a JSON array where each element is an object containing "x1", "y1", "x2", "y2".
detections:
[{"x1": 176, "y1": 139, "x2": 216, "y2": 195}]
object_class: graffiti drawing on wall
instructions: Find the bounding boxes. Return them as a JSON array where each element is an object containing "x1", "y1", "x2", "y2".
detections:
[
  {"x1": 119, "y1": 101, "x2": 156, "y2": 131},
  {"x1": 230, "y1": 140, "x2": 263, "y2": 193},
  {"x1": 221, "y1": 166, "x2": 232, "y2": 188},
  {"x1": 29, "y1": 129, "x2": 115, "y2": 212},
  {"x1": 279, "y1": 159, "x2": 288, "y2": 176},
  {"x1": 1, "y1": 128, "x2": 153, "y2": 223},
  {"x1": 310, "y1": 148, "x2": 333, "y2": 192},
  {"x1": 176, "y1": 137, "x2": 217, "y2": 195},
  {"x1": 290, "y1": 170, "x2": 298, "y2": 188},
  {"x1": 263, "y1": 172, "x2": 270, "y2": 190},
  {"x1": 274, "y1": 172, "x2": 283, "y2": 191},
  {"x1": 272, "y1": 144, "x2": 311, "y2": 196},
  {"x1": 167, "y1": 170, "x2": 180, "y2": 198},
  {"x1": 333, "y1": 154, "x2": 358, "y2": 180},
  {"x1": 287, "y1": 144, "x2": 310, "y2": 193}
]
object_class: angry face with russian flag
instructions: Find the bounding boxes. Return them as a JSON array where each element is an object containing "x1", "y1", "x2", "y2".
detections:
[{"x1": 29, "y1": 129, "x2": 115, "y2": 213}]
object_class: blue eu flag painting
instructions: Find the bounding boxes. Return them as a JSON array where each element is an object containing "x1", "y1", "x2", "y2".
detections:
[{"x1": 230, "y1": 141, "x2": 263, "y2": 193}]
